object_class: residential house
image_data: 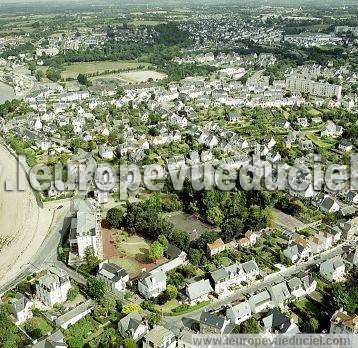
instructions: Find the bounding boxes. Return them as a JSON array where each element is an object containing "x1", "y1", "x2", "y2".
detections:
[
  {"x1": 319, "y1": 195, "x2": 340, "y2": 213},
  {"x1": 152, "y1": 244, "x2": 187, "y2": 274},
  {"x1": 320, "y1": 257, "x2": 345, "y2": 282},
  {"x1": 330, "y1": 309, "x2": 358, "y2": 334},
  {"x1": 242, "y1": 260, "x2": 260, "y2": 282},
  {"x1": 9, "y1": 294, "x2": 33, "y2": 324},
  {"x1": 267, "y1": 282, "x2": 291, "y2": 308},
  {"x1": 143, "y1": 326, "x2": 177, "y2": 348},
  {"x1": 55, "y1": 300, "x2": 93, "y2": 329},
  {"x1": 260, "y1": 308, "x2": 300, "y2": 334},
  {"x1": 339, "y1": 139, "x2": 353, "y2": 152},
  {"x1": 209, "y1": 263, "x2": 246, "y2": 294},
  {"x1": 308, "y1": 235, "x2": 325, "y2": 254},
  {"x1": 316, "y1": 231, "x2": 333, "y2": 250},
  {"x1": 98, "y1": 145, "x2": 114, "y2": 160},
  {"x1": 69, "y1": 199, "x2": 103, "y2": 259},
  {"x1": 297, "y1": 117, "x2": 309, "y2": 128},
  {"x1": 226, "y1": 301, "x2": 252, "y2": 325},
  {"x1": 97, "y1": 261, "x2": 129, "y2": 293},
  {"x1": 138, "y1": 271, "x2": 167, "y2": 299},
  {"x1": 321, "y1": 121, "x2": 343, "y2": 138},
  {"x1": 185, "y1": 279, "x2": 213, "y2": 305},
  {"x1": 340, "y1": 219, "x2": 358, "y2": 240},
  {"x1": 248, "y1": 289, "x2": 273, "y2": 314},
  {"x1": 118, "y1": 312, "x2": 148, "y2": 341},
  {"x1": 287, "y1": 273, "x2": 317, "y2": 299},
  {"x1": 245, "y1": 231, "x2": 258, "y2": 246},
  {"x1": 207, "y1": 238, "x2": 225, "y2": 259},
  {"x1": 284, "y1": 236, "x2": 311, "y2": 263},
  {"x1": 199, "y1": 311, "x2": 230, "y2": 335},
  {"x1": 275, "y1": 119, "x2": 290, "y2": 129},
  {"x1": 32, "y1": 330, "x2": 67, "y2": 348},
  {"x1": 328, "y1": 226, "x2": 342, "y2": 244},
  {"x1": 36, "y1": 267, "x2": 71, "y2": 307}
]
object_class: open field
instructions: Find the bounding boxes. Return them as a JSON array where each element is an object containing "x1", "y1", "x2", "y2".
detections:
[
  {"x1": 102, "y1": 228, "x2": 165, "y2": 277},
  {"x1": 117, "y1": 70, "x2": 167, "y2": 83},
  {"x1": 60, "y1": 60, "x2": 152, "y2": 79},
  {"x1": 166, "y1": 211, "x2": 219, "y2": 241}
]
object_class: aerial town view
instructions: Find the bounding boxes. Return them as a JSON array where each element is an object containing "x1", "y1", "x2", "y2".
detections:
[{"x1": 0, "y1": 0, "x2": 357, "y2": 347}]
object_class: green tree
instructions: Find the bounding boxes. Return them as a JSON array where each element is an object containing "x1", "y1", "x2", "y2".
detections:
[
  {"x1": 106, "y1": 207, "x2": 125, "y2": 228},
  {"x1": 206, "y1": 206, "x2": 224, "y2": 226},
  {"x1": 307, "y1": 318, "x2": 319, "y2": 333},
  {"x1": 147, "y1": 313, "x2": 161, "y2": 327},
  {"x1": 158, "y1": 234, "x2": 169, "y2": 251},
  {"x1": 122, "y1": 303, "x2": 142, "y2": 315},
  {"x1": 83, "y1": 246, "x2": 100, "y2": 274},
  {"x1": 86, "y1": 276, "x2": 106, "y2": 299},
  {"x1": 148, "y1": 241, "x2": 164, "y2": 263},
  {"x1": 221, "y1": 218, "x2": 244, "y2": 242},
  {"x1": 46, "y1": 67, "x2": 61, "y2": 82},
  {"x1": 77, "y1": 73, "x2": 91, "y2": 86},
  {"x1": 165, "y1": 284, "x2": 178, "y2": 300},
  {"x1": 35, "y1": 70, "x2": 44, "y2": 81},
  {"x1": 123, "y1": 337, "x2": 137, "y2": 348},
  {"x1": 67, "y1": 285, "x2": 79, "y2": 301},
  {"x1": 239, "y1": 318, "x2": 260, "y2": 333}
]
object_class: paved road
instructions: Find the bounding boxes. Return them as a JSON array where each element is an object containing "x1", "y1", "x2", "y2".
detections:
[{"x1": 161, "y1": 239, "x2": 353, "y2": 335}]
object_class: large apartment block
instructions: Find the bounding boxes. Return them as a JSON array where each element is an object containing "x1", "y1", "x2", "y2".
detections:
[{"x1": 285, "y1": 77, "x2": 342, "y2": 99}]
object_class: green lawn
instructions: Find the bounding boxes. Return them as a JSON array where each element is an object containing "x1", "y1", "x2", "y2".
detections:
[
  {"x1": 37, "y1": 61, "x2": 152, "y2": 79},
  {"x1": 23, "y1": 316, "x2": 53, "y2": 339},
  {"x1": 110, "y1": 257, "x2": 139, "y2": 274}
]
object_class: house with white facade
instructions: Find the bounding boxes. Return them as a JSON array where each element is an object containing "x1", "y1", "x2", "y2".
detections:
[
  {"x1": 118, "y1": 311, "x2": 148, "y2": 341},
  {"x1": 143, "y1": 326, "x2": 177, "y2": 348},
  {"x1": 69, "y1": 199, "x2": 103, "y2": 259},
  {"x1": 36, "y1": 267, "x2": 71, "y2": 307},
  {"x1": 138, "y1": 271, "x2": 167, "y2": 299},
  {"x1": 320, "y1": 257, "x2": 345, "y2": 282},
  {"x1": 97, "y1": 261, "x2": 129, "y2": 293},
  {"x1": 226, "y1": 301, "x2": 252, "y2": 325},
  {"x1": 185, "y1": 279, "x2": 213, "y2": 305},
  {"x1": 9, "y1": 294, "x2": 33, "y2": 325}
]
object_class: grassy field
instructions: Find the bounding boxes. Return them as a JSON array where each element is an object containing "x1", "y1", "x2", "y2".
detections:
[
  {"x1": 166, "y1": 211, "x2": 218, "y2": 241},
  {"x1": 304, "y1": 131, "x2": 336, "y2": 149},
  {"x1": 59, "y1": 60, "x2": 152, "y2": 79},
  {"x1": 117, "y1": 70, "x2": 167, "y2": 83},
  {"x1": 110, "y1": 257, "x2": 140, "y2": 274}
]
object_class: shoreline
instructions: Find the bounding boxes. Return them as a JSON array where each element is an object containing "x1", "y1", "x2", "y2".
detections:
[{"x1": 0, "y1": 142, "x2": 52, "y2": 289}]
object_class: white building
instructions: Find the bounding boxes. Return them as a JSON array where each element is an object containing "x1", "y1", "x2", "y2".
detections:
[
  {"x1": 36, "y1": 267, "x2": 71, "y2": 307},
  {"x1": 320, "y1": 257, "x2": 345, "y2": 282},
  {"x1": 9, "y1": 294, "x2": 33, "y2": 324},
  {"x1": 286, "y1": 77, "x2": 342, "y2": 99},
  {"x1": 226, "y1": 301, "x2": 252, "y2": 325},
  {"x1": 97, "y1": 261, "x2": 129, "y2": 293},
  {"x1": 55, "y1": 300, "x2": 93, "y2": 329},
  {"x1": 138, "y1": 271, "x2": 167, "y2": 299},
  {"x1": 69, "y1": 199, "x2": 103, "y2": 259},
  {"x1": 143, "y1": 326, "x2": 177, "y2": 348}
]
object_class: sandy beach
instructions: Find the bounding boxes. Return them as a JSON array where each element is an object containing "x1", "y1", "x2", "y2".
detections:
[{"x1": 0, "y1": 144, "x2": 53, "y2": 289}]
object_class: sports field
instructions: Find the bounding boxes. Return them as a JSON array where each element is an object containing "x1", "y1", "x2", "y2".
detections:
[{"x1": 60, "y1": 60, "x2": 152, "y2": 79}]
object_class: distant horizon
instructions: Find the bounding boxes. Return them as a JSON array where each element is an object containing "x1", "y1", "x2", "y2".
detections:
[{"x1": 0, "y1": 0, "x2": 357, "y2": 6}]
